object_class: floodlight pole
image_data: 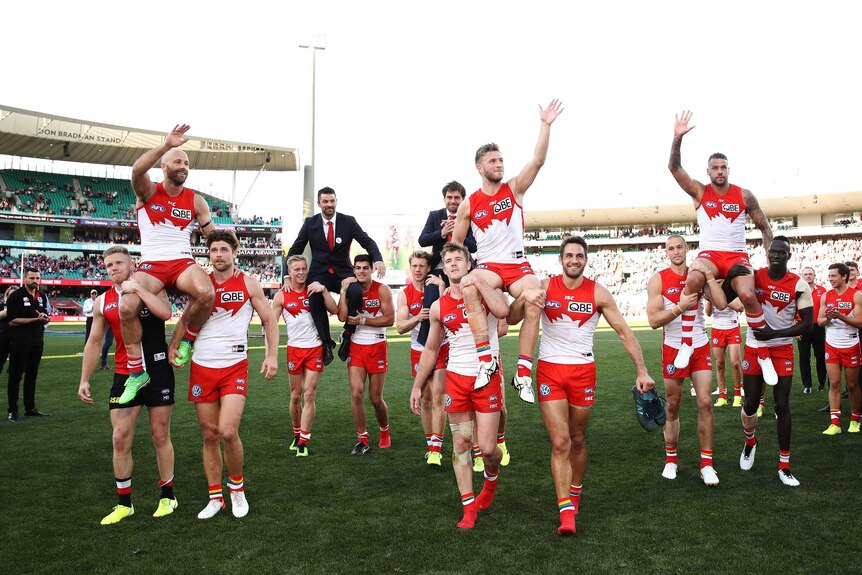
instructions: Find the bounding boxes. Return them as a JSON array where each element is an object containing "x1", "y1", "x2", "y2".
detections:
[{"x1": 299, "y1": 40, "x2": 325, "y2": 220}]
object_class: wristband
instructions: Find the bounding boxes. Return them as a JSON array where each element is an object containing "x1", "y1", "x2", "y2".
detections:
[{"x1": 672, "y1": 305, "x2": 682, "y2": 317}]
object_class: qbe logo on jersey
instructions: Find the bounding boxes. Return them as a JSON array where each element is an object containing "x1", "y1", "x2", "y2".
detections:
[
  {"x1": 723, "y1": 203, "x2": 741, "y2": 213},
  {"x1": 171, "y1": 208, "x2": 192, "y2": 220},
  {"x1": 493, "y1": 197, "x2": 512, "y2": 214},
  {"x1": 221, "y1": 291, "x2": 245, "y2": 303},
  {"x1": 567, "y1": 301, "x2": 593, "y2": 314},
  {"x1": 770, "y1": 290, "x2": 791, "y2": 303}
]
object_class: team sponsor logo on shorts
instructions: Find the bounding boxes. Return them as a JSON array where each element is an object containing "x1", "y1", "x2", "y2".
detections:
[
  {"x1": 139, "y1": 308, "x2": 151, "y2": 318},
  {"x1": 666, "y1": 364, "x2": 677, "y2": 375},
  {"x1": 584, "y1": 387, "x2": 594, "y2": 394},
  {"x1": 154, "y1": 352, "x2": 166, "y2": 361},
  {"x1": 413, "y1": 362, "x2": 420, "y2": 373},
  {"x1": 539, "y1": 384, "x2": 551, "y2": 397},
  {"x1": 444, "y1": 394, "x2": 452, "y2": 407},
  {"x1": 236, "y1": 378, "x2": 245, "y2": 384},
  {"x1": 742, "y1": 360, "x2": 750, "y2": 370},
  {"x1": 139, "y1": 263, "x2": 153, "y2": 270},
  {"x1": 346, "y1": 357, "x2": 352, "y2": 364},
  {"x1": 824, "y1": 353, "x2": 830, "y2": 360},
  {"x1": 488, "y1": 394, "x2": 499, "y2": 402},
  {"x1": 150, "y1": 204, "x2": 166, "y2": 212},
  {"x1": 713, "y1": 338, "x2": 719, "y2": 344},
  {"x1": 191, "y1": 384, "x2": 203, "y2": 397},
  {"x1": 288, "y1": 361, "x2": 295, "y2": 371},
  {"x1": 473, "y1": 209, "x2": 489, "y2": 219},
  {"x1": 161, "y1": 388, "x2": 170, "y2": 394},
  {"x1": 784, "y1": 360, "x2": 793, "y2": 366}
]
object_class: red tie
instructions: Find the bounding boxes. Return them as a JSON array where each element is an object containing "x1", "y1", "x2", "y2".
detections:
[
  {"x1": 327, "y1": 220, "x2": 334, "y2": 250},
  {"x1": 446, "y1": 215, "x2": 456, "y2": 242}
]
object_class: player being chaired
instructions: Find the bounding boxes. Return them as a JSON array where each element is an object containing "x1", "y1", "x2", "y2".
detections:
[
  {"x1": 453, "y1": 99, "x2": 564, "y2": 404},
  {"x1": 120, "y1": 124, "x2": 216, "y2": 403},
  {"x1": 510, "y1": 237, "x2": 655, "y2": 535},
  {"x1": 170, "y1": 230, "x2": 279, "y2": 519},
  {"x1": 271, "y1": 255, "x2": 338, "y2": 457},
  {"x1": 410, "y1": 242, "x2": 510, "y2": 529},
  {"x1": 668, "y1": 111, "x2": 776, "y2": 384}
]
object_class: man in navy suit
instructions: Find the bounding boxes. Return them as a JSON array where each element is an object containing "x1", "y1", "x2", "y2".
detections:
[
  {"x1": 286, "y1": 187, "x2": 385, "y2": 365},
  {"x1": 416, "y1": 181, "x2": 477, "y2": 345}
]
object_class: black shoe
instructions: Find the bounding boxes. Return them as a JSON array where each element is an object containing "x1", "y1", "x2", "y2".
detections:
[
  {"x1": 322, "y1": 340, "x2": 335, "y2": 367},
  {"x1": 817, "y1": 404, "x2": 830, "y2": 413},
  {"x1": 338, "y1": 333, "x2": 352, "y2": 362},
  {"x1": 7, "y1": 411, "x2": 18, "y2": 422},
  {"x1": 350, "y1": 442, "x2": 369, "y2": 456},
  {"x1": 803, "y1": 387, "x2": 812, "y2": 395},
  {"x1": 817, "y1": 384, "x2": 825, "y2": 392},
  {"x1": 25, "y1": 408, "x2": 49, "y2": 417},
  {"x1": 100, "y1": 364, "x2": 111, "y2": 371},
  {"x1": 841, "y1": 390, "x2": 849, "y2": 399}
]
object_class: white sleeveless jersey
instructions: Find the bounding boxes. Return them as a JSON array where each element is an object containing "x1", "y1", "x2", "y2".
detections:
[
  {"x1": 695, "y1": 184, "x2": 747, "y2": 252},
  {"x1": 745, "y1": 269, "x2": 809, "y2": 348},
  {"x1": 439, "y1": 293, "x2": 499, "y2": 377},
  {"x1": 824, "y1": 287, "x2": 860, "y2": 348},
  {"x1": 193, "y1": 270, "x2": 253, "y2": 368},
  {"x1": 539, "y1": 276, "x2": 600, "y2": 365},
  {"x1": 137, "y1": 183, "x2": 197, "y2": 261},
  {"x1": 711, "y1": 306, "x2": 740, "y2": 330},
  {"x1": 351, "y1": 281, "x2": 388, "y2": 345},
  {"x1": 281, "y1": 286, "x2": 320, "y2": 348},
  {"x1": 468, "y1": 183, "x2": 527, "y2": 264},
  {"x1": 658, "y1": 267, "x2": 708, "y2": 349}
]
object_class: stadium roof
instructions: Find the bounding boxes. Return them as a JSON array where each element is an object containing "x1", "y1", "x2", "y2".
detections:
[
  {"x1": 0, "y1": 106, "x2": 299, "y2": 171},
  {"x1": 525, "y1": 190, "x2": 862, "y2": 228}
]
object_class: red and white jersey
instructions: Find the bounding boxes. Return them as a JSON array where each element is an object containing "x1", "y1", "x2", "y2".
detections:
[
  {"x1": 439, "y1": 293, "x2": 499, "y2": 377},
  {"x1": 824, "y1": 287, "x2": 860, "y2": 348},
  {"x1": 746, "y1": 268, "x2": 810, "y2": 347},
  {"x1": 280, "y1": 286, "x2": 319, "y2": 348},
  {"x1": 193, "y1": 269, "x2": 253, "y2": 368},
  {"x1": 352, "y1": 281, "x2": 388, "y2": 345},
  {"x1": 696, "y1": 184, "x2": 747, "y2": 252},
  {"x1": 403, "y1": 282, "x2": 446, "y2": 352},
  {"x1": 659, "y1": 267, "x2": 707, "y2": 349},
  {"x1": 539, "y1": 276, "x2": 600, "y2": 365},
  {"x1": 711, "y1": 306, "x2": 740, "y2": 330},
  {"x1": 101, "y1": 287, "x2": 129, "y2": 375},
  {"x1": 469, "y1": 183, "x2": 527, "y2": 264},
  {"x1": 137, "y1": 183, "x2": 197, "y2": 261}
]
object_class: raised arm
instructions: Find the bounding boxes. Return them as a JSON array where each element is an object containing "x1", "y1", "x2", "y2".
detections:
[
  {"x1": 194, "y1": 194, "x2": 217, "y2": 238},
  {"x1": 247, "y1": 275, "x2": 278, "y2": 381},
  {"x1": 668, "y1": 111, "x2": 704, "y2": 202},
  {"x1": 286, "y1": 218, "x2": 311, "y2": 257},
  {"x1": 131, "y1": 124, "x2": 190, "y2": 204},
  {"x1": 595, "y1": 285, "x2": 654, "y2": 392},
  {"x1": 510, "y1": 99, "x2": 564, "y2": 200},
  {"x1": 451, "y1": 197, "x2": 471, "y2": 246},
  {"x1": 742, "y1": 189, "x2": 773, "y2": 248}
]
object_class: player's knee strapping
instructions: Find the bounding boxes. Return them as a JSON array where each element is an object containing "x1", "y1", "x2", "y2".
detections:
[{"x1": 449, "y1": 420, "x2": 473, "y2": 465}]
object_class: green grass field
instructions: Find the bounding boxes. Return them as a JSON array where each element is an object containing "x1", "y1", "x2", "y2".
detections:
[{"x1": 1, "y1": 323, "x2": 859, "y2": 575}]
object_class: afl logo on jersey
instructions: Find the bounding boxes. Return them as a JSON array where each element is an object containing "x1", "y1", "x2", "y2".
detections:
[
  {"x1": 191, "y1": 384, "x2": 203, "y2": 397},
  {"x1": 755, "y1": 288, "x2": 765, "y2": 296},
  {"x1": 666, "y1": 287, "x2": 681, "y2": 295},
  {"x1": 409, "y1": 303, "x2": 422, "y2": 311},
  {"x1": 443, "y1": 313, "x2": 457, "y2": 323},
  {"x1": 704, "y1": 201, "x2": 717, "y2": 209},
  {"x1": 545, "y1": 301, "x2": 561, "y2": 309},
  {"x1": 221, "y1": 291, "x2": 245, "y2": 303},
  {"x1": 104, "y1": 302, "x2": 119, "y2": 312},
  {"x1": 474, "y1": 209, "x2": 489, "y2": 219},
  {"x1": 150, "y1": 204, "x2": 166, "y2": 213},
  {"x1": 286, "y1": 302, "x2": 298, "y2": 309}
]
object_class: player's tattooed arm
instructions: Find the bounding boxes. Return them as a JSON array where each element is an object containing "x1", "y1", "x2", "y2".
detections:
[
  {"x1": 668, "y1": 111, "x2": 703, "y2": 201},
  {"x1": 743, "y1": 189, "x2": 773, "y2": 247}
]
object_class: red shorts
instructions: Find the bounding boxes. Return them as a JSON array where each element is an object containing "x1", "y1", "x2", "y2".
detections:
[
  {"x1": 476, "y1": 261, "x2": 535, "y2": 289},
  {"x1": 536, "y1": 361, "x2": 597, "y2": 407},
  {"x1": 444, "y1": 371, "x2": 503, "y2": 413},
  {"x1": 695, "y1": 251, "x2": 751, "y2": 279},
  {"x1": 410, "y1": 343, "x2": 449, "y2": 377},
  {"x1": 825, "y1": 342, "x2": 862, "y2": 368},
  {"x1": 287, "y1": 345, "x2": 323, "y2": 375},
  {"x1": 711, "y1": 327, "x2": 741, "y2": 347},
  {"x1": 347, "y1": 341, "x2": 388, "y2": 374},
  {"x1": 743, "y1": 344, "x2": 795, "y2": 376},
  {"x1": 137, "y1": 258, "x2": 196, "y2": 288},
  {"x1": 188, "y1": 359, "x2": 248, "y2": 402},
  {"x1": 662, "y1": 342, "x2": 712, "y2": 379}
]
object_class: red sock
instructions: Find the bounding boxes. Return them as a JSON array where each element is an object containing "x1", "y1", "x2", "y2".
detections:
[
  {"x1": 476, "y1": 340, "x2": 492, "y2": 363},
  {"x1": 298, "y1": 429, "x2": 310, "y2": 447},
  {"x1": 357, "y1": 431, "x2": 369, "y2": 446},
  {"x1": 700, "y1": 449, "x2": 713, "y2": 469},
  {"x1": 378, "y1": 425, "x2": 391, "y2": 449},
  {"x1": 569, "y1": 484, "x2": 582, "y2": 515},
  {"x1": 719, "y1": 389, "x2": 727, "y2": 400},
  {"x1": 665, "y1": 443, "x2": 678, "y2": 464},
  {"x1": 778, "y1": 450, "x2": 791, "y2": 471},
  {"x1": 743, "y1": 423, "x2": 757, "y2": 447},
  {"x1": 558, "y1": 498, "x2": 576, "y2": 535},
  {"x1": 830, "y1": 410, "x2": 840, "y2": 426},
  {"x1": 516, "y1": 355, "x2": 533, "y2": 378},
  {"x1": 457, "y1": 493, "x2": 477, "y2": 529},
  {"x1": 475, "y1": 470, "x2": 499, "y2": 510},
  {"x1": 852, "y1": 412, "x2": 861, "y2": 423}
]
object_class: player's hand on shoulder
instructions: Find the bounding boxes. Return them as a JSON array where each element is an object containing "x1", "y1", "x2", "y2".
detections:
[
  {"x1": 373, "y1": 261, "x2": 387, "y2": 278},
  {"x1": 307, "y1": 281, "x2": 325, "y2": 294},
  {"x1": 340, "y1": 277, "x2": 357, "y2": 290}
]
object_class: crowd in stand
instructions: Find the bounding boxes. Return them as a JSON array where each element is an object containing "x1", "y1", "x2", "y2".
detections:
[{"x1": 236, "y1": 215, "x2": 281, "y2": 226}]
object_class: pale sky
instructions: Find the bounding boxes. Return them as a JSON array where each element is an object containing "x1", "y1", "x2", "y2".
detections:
[{"x1": 2, "y1": 0, "x2": 860, "y2": 229}]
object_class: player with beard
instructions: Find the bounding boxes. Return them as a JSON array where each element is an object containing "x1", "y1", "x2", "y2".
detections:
[
  {"x1": 452, "y1": 100, "x2": 564, "y2": 404},
  {"x1": 410, "y1": 242, "x2": 510, "y2": 529},
  {"x1": 668, "y1": 111, "x2": 776, "y2": 384},
  {"x1": 121, "y1": 124, "x2": 216, "y2": 404},
  {"x1": 508, "y1": 236, "x2": 654, "y2": 535},
  {"x1": 737, "y1": 237, "x2": 812, "y2": 486},
  {"x1": 171, "y1": 230, "x2": 279, "y2": 519}
]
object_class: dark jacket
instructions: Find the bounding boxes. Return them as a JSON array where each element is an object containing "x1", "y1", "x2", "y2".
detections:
[
  {"x1": 418, "y1": 207, "x2": 477, "y2": 270},
  {"x1": 287, "y1": 213, "x2": 383, "y2": 279}
]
